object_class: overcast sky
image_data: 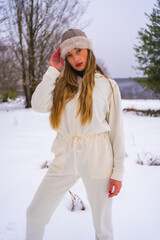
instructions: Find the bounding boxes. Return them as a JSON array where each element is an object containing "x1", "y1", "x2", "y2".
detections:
[{"x1": 82, "y1": 0, "x2": 156, "y2": 78}]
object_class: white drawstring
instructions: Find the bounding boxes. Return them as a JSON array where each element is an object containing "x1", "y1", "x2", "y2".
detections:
[
  {"x1": 57, "y1": 132, "x2": 90, "y2": 181},
  {"x1": 57, "y1": 132, "x2": 90, "y2": 152},
  {"x1": 69, "y1": 135, "x2": 83, "y2": 152}
]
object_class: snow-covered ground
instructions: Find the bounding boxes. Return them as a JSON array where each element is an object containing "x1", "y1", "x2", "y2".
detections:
[
  {"x1": 1, "y1": 97, "x2": 160, "y2": 111},
  {"x1": 0, "y1": 99, "x2": 160, "y2": 240},
  {"x1": 122, "y1": 99, "x2": 160, "y2": 110}
]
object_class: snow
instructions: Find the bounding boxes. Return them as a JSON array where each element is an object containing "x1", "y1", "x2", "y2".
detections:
[
  {"x1": 0, "y1": 97, "x2": 25, "y2": 111},
  {"x1": 1, "y1": 97, "x2": 160, "y2": 112},
  {"x1": 0, "y1": 99, "x2": 160, "y2": 240},
  {"x1": 122, "y1": 99, "x2": 160, "y2": 110}
]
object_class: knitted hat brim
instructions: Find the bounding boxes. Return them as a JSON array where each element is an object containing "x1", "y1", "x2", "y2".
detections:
[{"x1": 60, "y1": 36, "x2": 93, "y2": 59}]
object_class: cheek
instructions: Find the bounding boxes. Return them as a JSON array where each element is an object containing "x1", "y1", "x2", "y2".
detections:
[
  {"x1": 67, "y1": 58, "x2": 74, "y2": 67},
  {"x1": 84, "y1": 51, "x2": 88, "y2": 60},
  {"x1": 83, "y1": 51, "x2": 88, "y2": 64}
]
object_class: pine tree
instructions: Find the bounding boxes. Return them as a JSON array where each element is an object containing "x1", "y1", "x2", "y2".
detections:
[{"x1": 133, "y1": 0, "x2": 160, "y2": 94}]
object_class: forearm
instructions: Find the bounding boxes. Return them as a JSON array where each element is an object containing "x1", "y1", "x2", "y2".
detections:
[{"x1": 107, "y1": 83, "x2": 125, "y2": 181}]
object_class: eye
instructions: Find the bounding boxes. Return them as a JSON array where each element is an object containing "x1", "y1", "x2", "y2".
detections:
[
  {"x1": 66, "y1": 53, "x2": 72, "y2": 58},
  {"x1": 77, "y1": 48, "x2": 82, "y2": 53}
]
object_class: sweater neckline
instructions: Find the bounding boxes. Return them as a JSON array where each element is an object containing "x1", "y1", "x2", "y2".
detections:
[{"x1": 70, "y1": 66, "x2": 85, "y2": 78}]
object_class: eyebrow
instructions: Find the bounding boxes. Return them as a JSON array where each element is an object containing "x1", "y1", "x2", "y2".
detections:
[
  {"x1": 66, "y1": 52, "x2": 71, "y2": 57},
  {"x1": 66, "y1": 48, "x2": 80, "y2": 56}
]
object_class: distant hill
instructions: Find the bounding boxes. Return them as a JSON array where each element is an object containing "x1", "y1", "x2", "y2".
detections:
[{"x1": 114, "y1": 78, "x2": 160, "y2": 99}]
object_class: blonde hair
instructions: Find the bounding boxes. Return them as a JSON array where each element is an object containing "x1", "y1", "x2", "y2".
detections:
[{"x1": 49, "y1": 50, "x2": 116, "y2": 129}]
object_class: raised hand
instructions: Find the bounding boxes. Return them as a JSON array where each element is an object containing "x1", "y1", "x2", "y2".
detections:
[{"x1": 49, "y1": 47, "x2": 64, "y2": 72}]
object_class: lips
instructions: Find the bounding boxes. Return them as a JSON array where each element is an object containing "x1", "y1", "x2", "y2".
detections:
[{"x1": 75, "y1": 62, "x2": 83, "y2": 67}]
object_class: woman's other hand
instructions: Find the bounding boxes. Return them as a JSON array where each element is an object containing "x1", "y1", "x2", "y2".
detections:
[
  {"x1": 49, "y1": 47, "x2": 64, "y2": 72},
  {"x1": 108, "y1": 178, "x2": 122, "y2": 198}
]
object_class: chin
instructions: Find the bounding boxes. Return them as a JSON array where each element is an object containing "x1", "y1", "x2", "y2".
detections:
[{"x1": 75, "y1": 66, "x2": 85, "y2": 71}]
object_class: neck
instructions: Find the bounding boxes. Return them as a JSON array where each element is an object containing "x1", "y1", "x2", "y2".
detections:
[{"x1": 70, "y1": 66, "x2": 85, "y2": 78}]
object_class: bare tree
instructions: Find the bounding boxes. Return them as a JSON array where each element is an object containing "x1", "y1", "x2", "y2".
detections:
[
  {"x1": 2, "y1": 0, "x2": 89, "y2": 107},
  {"x1": 0, "y1": 41, "x2": 20, "y2": 94},
  {"x1": 96, "y1": 57, "x2": 109, "y2": 75},
  {"x1": 0, "y1": 1, "x2": 8, "y2": 26}
]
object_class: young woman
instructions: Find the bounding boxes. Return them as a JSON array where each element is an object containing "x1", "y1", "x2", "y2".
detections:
[{"x1": 25, "y1": 29, "x2": 125, "y2": 240}]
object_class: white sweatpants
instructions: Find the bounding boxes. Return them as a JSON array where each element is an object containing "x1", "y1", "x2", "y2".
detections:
[{"x1": 25, "y1": 133, "x2": 113, "y2": 240}]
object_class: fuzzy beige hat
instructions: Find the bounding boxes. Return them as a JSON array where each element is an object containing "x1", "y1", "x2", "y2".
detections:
[{"x1": 60, "y1": 29, "x2": 93, "y2": 59}]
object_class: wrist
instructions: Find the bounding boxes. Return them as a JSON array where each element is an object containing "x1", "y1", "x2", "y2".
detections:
[{"x1": 50, "y1": 64, "x2": 62, "y2": 72}]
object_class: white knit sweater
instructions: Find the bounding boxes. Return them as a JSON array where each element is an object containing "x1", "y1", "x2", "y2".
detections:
[{"x1": 31, "y1": 66, "x2": 125, "y2": 181}]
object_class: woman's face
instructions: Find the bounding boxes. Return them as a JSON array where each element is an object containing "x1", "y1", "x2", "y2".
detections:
[{"x1": 65, "y1": 48, "x2": 88, "y2": 71}]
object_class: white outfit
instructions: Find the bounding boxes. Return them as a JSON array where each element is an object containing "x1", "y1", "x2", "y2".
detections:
[{"x1": 25, "y1": 66, "x2": 125, "y2": 240}]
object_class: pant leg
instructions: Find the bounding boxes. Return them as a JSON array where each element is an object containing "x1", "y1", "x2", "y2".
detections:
[
  {"x1": 76, "y1": 143, "x2": 113, "y2": 240},
  {"x1": 82, "y1": 177, "x2": 113, "y2": 240},
  {"x1": 25, "y1": 165, "x2": 77, "y2": 240}
]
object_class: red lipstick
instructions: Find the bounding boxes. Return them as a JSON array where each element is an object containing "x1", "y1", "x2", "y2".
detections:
[{"x1": 75, "y1": 62, "x2": 83, "y2": 67}]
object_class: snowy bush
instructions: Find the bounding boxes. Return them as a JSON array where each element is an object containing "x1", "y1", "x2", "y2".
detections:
[
  {"x1": 137, "y1": 151, "x2": 160, "y2": 166},
  {"x1": 0, "y1": 97, "x2": 25, "y2": 111},
  {"x1": 41, "y1": 160, "x2": 51, "y2": 169},
  {"x1": 129, "y1": 133, "x2": 160, "y2": 166},
  {"x1": 0, "y1": 90, "x2": 17, "y2": 102},
  {"x1": 69, "y1": 190, "x2": 85, "y2": 211}
]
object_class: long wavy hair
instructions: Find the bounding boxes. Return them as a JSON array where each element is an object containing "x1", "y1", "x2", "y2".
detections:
[{"x1": 49, "y1": 49, "x2": 116, "y2": 129}]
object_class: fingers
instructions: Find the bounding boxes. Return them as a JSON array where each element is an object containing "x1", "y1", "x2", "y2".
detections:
[
  {"x1": 108, "y1": 186, "x2": 119, "y2": 198},
  {"x1": 49, "y1": 47, "x2": 64, "y2": 71},
  {"x1": 109, "y1": 180, "x2": 114, "y2": 194},
  {"x1": 54, "y1": 47, "x2": 61, "y2": 57},
  {"x1": 108, "y1": 179, "x2": 122, "y2": 198},
  {"x1": 60, "y1": 56, "x2": 64, "y2": 65},
  {"x1": 50, "y1": 47, "x2": 61, "y2": 61}
]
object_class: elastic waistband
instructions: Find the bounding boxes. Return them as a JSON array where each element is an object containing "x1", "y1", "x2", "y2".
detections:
[
  {"x1": 57, "y1": 131, "x2": 106, "y2": 142},
  {"x1": 56, "y1": 131, "x2": 106, "y2": 152}
]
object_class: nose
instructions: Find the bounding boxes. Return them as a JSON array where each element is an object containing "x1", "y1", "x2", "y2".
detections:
[{"x1": 73, "y1": 55, "x2": 80, "y2": 63}]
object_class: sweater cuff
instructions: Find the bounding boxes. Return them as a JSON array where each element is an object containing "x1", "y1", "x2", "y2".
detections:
[
  {"x1": 45, "y1": 66, "x2": 60, "y2": 80},
  {"x1": 111, "y1": 167, "x2": 125, "y2": 181}
]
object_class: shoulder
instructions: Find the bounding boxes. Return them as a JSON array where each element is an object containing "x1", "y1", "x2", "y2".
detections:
[
  {"x1": 94, "y1": 72, "x2": 121, "y2": 101},
  {"x1": 95, "y1": 72, "x2": 118, "y2": 90}
]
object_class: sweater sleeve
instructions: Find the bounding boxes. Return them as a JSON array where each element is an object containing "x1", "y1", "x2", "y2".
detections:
[
  {"x1": 106, "y1": 83, "x2": 125, "y2": 181},
  {"x1": 31, "y1": 66, "x2": 60, "y2": 112}
]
